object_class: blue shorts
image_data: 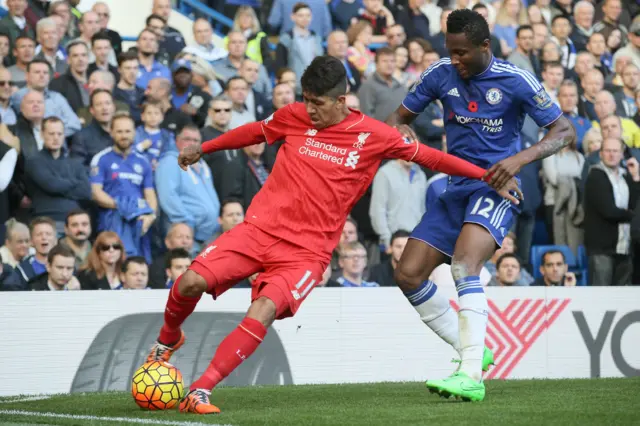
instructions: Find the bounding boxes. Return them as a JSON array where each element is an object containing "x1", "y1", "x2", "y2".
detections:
[{"x1": 411, "y1": 179, "x2": 520, "y2": 257}]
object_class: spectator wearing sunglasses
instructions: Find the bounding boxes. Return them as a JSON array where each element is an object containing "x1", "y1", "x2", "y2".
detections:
[
  {"x1": 77, "y1": 231, "x2": 126, "y2": 290},
  {"x1": 0, "y1": 67, "x2": 16, "y2": 125},
  {"x1": 201, "y1": 95, "x2": 235, "y2": 197}
]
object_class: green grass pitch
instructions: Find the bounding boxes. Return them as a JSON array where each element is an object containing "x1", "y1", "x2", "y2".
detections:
[{"x1": 0, "y1": 379, "x2": 639, "y2": 425}]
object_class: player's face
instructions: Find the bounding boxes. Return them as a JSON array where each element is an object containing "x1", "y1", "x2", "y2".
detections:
[
  {"x1": 390, "y1": 237, "x2": 408, "y2": 264},
  {"x1": 497, "y1": 258, "x2": 520, "y2": 285},
  {"x1": 32, "y1": 224, "x2": 55, "y2": 256},
  {"x1": 123, "y1": 263, "x2": 149, "y2": 289},
  {"x1": 47, "y1": 255, "x2": 75, "y2": 286},
  {"x1": 302, "y1": 92, "x2": 347, "y2": 129},
  {"x1": 166, "y1": 258, "x2": 191, "y2": 282},
  {"x1": 445, "y1": 32, "x2": 490, "y2": 80},
  {"x1": 558, "y1": 86, "x2": 578, "y2": 112},
  {"x1": 540, "y1": 253, "x2": 567, "y2": 284},
  {"x1": 65, "y1": 214, "x2": 91, "y2": 243},
  {"x1": 219, "y1": 202, "x2": 244, "y2": 232}
]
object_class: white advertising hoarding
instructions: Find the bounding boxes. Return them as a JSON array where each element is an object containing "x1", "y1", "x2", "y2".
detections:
[{"x1": 0, "y1": 287, "x2": 638, "y2": 396}]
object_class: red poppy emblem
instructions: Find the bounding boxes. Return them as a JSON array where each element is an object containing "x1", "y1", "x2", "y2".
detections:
[
  {"x1": 468, "y1": 101, "x2": 478, "y2": 112},
  {"x1": 448, "y1": 111, "x2": 455, "y2": 120}
]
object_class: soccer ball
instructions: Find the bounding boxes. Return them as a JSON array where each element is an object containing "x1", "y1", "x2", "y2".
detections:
[{"x1": 131, "y1": 361, "x2": 185, "y2": 410}]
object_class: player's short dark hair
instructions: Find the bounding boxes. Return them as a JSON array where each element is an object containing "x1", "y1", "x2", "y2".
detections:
[
  {"x1": 42, "y1": 116, "x2": 64, "y2": 132},
  {"x1": 118, "y1": 50, "x2": 139, "y2": 67},
  {"x1": 543, "y1": 61, "x2": 564, "y2": 73},
  {"x1": 29, "y1": 216, "x2": 56, "y2": 233},
  {"x1": 122, "y1": 256, "x2": 148, "y2": 273},
  {"x1": 220, "y1": 198, "x2": 244, "y2": 217},
  {"x1": 375, "y1": 46, "x2": 395, "y2": 62},
  {"x1": 165, "y1": 248, "x2": 191, "y2": 269},
  {"x1": 301, "y1": 55, "x2": 347, "y2": 99},
  {"x1": 292, "y1": 2, "x2": 310, "y2": 13},
  {"x1": 516, "y1": 25, "x2": 533, "y2": 38},
  {"x1": 90, "y1": 88, "x2": 113, "y2": 108},
  {"x1": 390, "y1": 230, "x2": 410, "y2": 245},
  {"x1": 496, "y1": 253, "x2": 521, "y2": 270},
  {"x1": 27, "y1": 58, "x2": 52, "y2": 73},
  {"x1": 446, "y1": 9, "x2": 490, "y2": 47},
  {"x1": 551, "y1": 14, "x2": 570, "y2": 26},
  {"x1": 146, "y1": 14, "x2": 167, "y2": 26},
  {"x1": 65, "y1": 208, "x2": 90, "y2": 225},
  {"x1": 47, "y1": 243, "x2": 76, "y2": 264},
  {"x1": 541, "y1": 250, "x2": 566, "y2": 266},
  {"x1": 91, "y1": 31, "x2": 112, "y2": 47}
]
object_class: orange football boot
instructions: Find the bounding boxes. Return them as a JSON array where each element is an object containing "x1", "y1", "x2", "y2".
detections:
[
  {"x1": 179, "y1": 389, "x2": 221, "y2": 414},
  {"x1": 146, "y1": 331, "x2": 185, "y2": 363}
]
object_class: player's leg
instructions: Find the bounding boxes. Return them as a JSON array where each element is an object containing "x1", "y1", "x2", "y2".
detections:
[{"x1": 395, "y1": 198, "x2": 461, "y2": 353}]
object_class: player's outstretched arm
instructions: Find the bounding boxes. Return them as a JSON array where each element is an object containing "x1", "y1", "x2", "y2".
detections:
[
  {"x1": 178, "y1": 122, "x2": 267, "y2": 171},
  {"x1": 484, "y1": 114, "x2": 576, "y2": 190}
]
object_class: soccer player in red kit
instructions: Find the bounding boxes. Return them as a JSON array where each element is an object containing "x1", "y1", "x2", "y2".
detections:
[{"x1": 145, "y1": 56, "x2": 522, "y2": 414}]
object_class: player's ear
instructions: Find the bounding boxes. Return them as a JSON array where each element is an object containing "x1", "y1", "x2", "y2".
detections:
[
  {"x1": 480, "y1": 38, "x2": 490, "y2": 53},
  {"x1": 335, "y1": 94, "x2": 346, "y2": 108}
]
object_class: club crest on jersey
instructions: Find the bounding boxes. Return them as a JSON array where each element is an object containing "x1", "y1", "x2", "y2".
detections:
[
  {"x1": 263, "y1": 113, "x2": 274, "y2": 125},
  {"x1": 485, "y1": 88, "x2": 502, "y2": 105},
  {"x1": 133, "y1": 164, "x2": 143, "y2": 174},
  {"x1": 403, "y1": 137, "x2": 414, "y2": 144},
  {"x1": 305, "y1": 129, "x2": 318, "y2": 136},
  {"x1": 353, "y1": 132, "x2": 370, "y2": 149}
]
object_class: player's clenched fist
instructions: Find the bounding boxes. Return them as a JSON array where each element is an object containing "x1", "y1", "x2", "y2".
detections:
[
  {"x1": 395, "y1": 124, "x2": 419, "y2": 144},
  {"x1": 178, "y1": 144, "x2": 203, "y2": 170}
]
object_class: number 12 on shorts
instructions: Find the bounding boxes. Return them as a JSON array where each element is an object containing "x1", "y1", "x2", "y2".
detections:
[{"x1": 470, "y1": 196, "x2": 511, "y2": 227}]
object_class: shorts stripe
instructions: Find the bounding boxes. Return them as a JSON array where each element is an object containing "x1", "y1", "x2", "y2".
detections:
[
  {"x1": 490, "y1": 200, "x2": 509, "y2": 227},
  {"x1": 301, "y1": 279, "x2": 316, "y2": 297},
  {"x1": 295, "y1": 270, "x2": 311, "y2": 289},
  {"x1": 495, "y1": 200, "x2": 512, "y2": 228}
]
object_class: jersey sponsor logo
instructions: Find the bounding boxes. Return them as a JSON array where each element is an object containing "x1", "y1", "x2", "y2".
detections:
[
  {"x1": 447, "y1": 87, "x2": 460, "y2": 97},
  {"x1": 533, "y1": 89, "x2": 553, "y2": 110},
  {"x1": 299, "y1": 138, "x2": 348, "y2": 164},
  {"x1": 485, "y1": 88, "x2": 503, "y2": 105},
  {"x1": 453, "y1": 114, "x2": 503, "y2": 133},
  {"x1": 344, "y1": 151, "x2": 360, "y2": 169},
  {"x1": 112, "y1": 172, "x2": 143, "y2": 185},
  {"x1": 263, "y1": 113, "x2": 274, "y2": 125},
  {"x1": 305, "y1": 129, "x2": 318, "y2": 136},
  {"x1": 353, "y1": 132, "x2": 371, "y2": 149}
]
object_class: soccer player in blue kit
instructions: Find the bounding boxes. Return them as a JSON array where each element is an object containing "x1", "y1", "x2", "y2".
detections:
[{"x1": 386, "y1": 10, "x2": 576, "y2": 401}]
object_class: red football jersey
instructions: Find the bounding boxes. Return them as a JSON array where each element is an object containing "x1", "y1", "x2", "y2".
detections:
[{"x1": 243, "y1": 103, "x2": 428, "y2": 259}]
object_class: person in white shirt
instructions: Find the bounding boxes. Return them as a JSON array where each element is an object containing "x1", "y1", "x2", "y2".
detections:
[{"x1": 182, "y1": 18, "x2": 227, "y2": 65}]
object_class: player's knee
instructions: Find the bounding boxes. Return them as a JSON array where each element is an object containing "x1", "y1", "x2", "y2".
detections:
[
  {"x1": 450, "y1": 258, "x2": 482, "y2": 281},
  {"x1": 246, "y1": 296, "x2": 277, "y2": 328},
  {"x1": 394, "y1": 264, "x2": 423, "y2": 291},
  {"x1": 177, "y1": 270, "x2": 207, "y2": 297}
]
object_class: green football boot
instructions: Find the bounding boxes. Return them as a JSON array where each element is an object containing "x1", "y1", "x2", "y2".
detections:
[
  {"x1": 452, "y1": 346, "x2": 495, "y2": 373},
  {"x1": 425, "y1": 371, "x2": 485, "y2": 402}
]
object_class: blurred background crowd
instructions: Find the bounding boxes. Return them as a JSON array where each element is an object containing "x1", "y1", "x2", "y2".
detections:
[{"x1": 1, "y1": 0, "x2": 640, "y2": 291}]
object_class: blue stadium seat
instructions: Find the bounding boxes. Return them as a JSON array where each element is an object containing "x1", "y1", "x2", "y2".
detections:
[{"x1": 530, "y1": 245, "x2": 587, "y2": 286}]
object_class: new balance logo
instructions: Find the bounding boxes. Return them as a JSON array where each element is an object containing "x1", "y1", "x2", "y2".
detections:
[
  {"x1": 345, "y1": 151, "x2": 360, "y2": 169},
  {"x1": 448, "y1": 88, "x2": 460, "y2": 97},
  {"x1": 305, "y1": 129, "x2": 318, "y2": 136},
  {"x1": 451, "y1": 298, "x2": 570, "y2": 379},
  {"x1": 111, "y1": 163, "x2": 119, "y2": 170}
]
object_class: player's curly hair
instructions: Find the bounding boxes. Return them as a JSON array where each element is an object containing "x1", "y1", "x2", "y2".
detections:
[
  {"x1": 447, "y1": 9, "x2": 490, "y2": 47},
  {"x1": 301, "y1": 56, "x2": 347, "y2": 99}
]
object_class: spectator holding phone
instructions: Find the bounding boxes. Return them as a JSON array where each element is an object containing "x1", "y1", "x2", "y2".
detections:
[{"x1": 533, "y1": 250, "x2": 577, "y2": 287}]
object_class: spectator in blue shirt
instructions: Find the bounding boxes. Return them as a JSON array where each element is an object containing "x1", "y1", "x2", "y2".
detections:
[
  {"x1": 336, "y1": 241, "x2": 379, "y2": 287},
  {"x1": 70, "y1": 88, "x2": 116, "y2": 170},
  {"x1": 136, "y1": 28, "x2": 171, "y2": 90},
  {"x1": 114, "y1": 51, "x2": 145, "y2": 124},
  {"x1": 134, "y1": 101, "x2": 175, "y2": 169},
  {"x1": 11, "y1": 58, "x2": 81, "y2": 137},
  {"x1": 162, "y1": 248, "x2": 191, "y2": 289},
  {"x1": 90, "y1": 114, "x2": 158, "y2": 260},
  {"x1": 268, "y1": 0, "x2": 332, "y2": 38},
  {"x1": 558, "y1": 79, "x2": 592, "y2": 153},
  {"x1": 156, "y1": 124, "x2": 221, "y2": 248},
  {"x1": 171, "y1": 58, "x2": 212, "y2": 128},
  {"x1": 15, "y1": 216, "x2": 57, "y2": 289},
  {"x1": 25, "y1": 117, "x2": 91, "y2": 233}
]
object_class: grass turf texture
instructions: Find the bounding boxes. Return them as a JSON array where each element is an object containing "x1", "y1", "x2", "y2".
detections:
[{"x1": 0, "y1": 378, "x2": 639, "y2": 426}]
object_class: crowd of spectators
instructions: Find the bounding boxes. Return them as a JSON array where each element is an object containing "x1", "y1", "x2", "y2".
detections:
[{"x1": 1, "y1": 0, "x2": 640, "y2": 291}]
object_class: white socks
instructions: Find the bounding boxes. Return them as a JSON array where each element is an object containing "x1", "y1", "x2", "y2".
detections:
[{"x1": 455, "y1": 276, "x2": 488, "y2": 382}]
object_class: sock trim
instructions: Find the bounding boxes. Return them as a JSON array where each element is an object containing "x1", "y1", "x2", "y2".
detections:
[
  {"x1": 458, "y1": 286, "x2": 484, "y2": 297},
  {"x1": 239, "y1": 324, "x2": 264, "y2": 342},
  {"x1": 404, "y1": 280, "x2": 438, "y2": 306},
  {"x1": 454, "y1": 275, "x2": 481, "y2": 287}
]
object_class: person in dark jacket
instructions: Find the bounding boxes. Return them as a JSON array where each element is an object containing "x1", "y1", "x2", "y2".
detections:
[
  {"x1": 0, "y1": 0, "x2": 35, "y2": 62},
  {"x1": 238, "y1": 58, "x2": 272, "y2": 121},
  {"x1": 0, "y1": 252, "x2": 22, "y2": 290},
  {"x1": 70, "y1": 89, "x2": 115, "y2": 170},
  {"x1": 15, "y1": 216, "x2": 57, "y2": 289},
  {"x1": 584, "y1": 138, "x2": 640, "y2": 286},
  {"x1": 10, "y1": 90, "x2": 44, "y2": 160},
  {"x1": 394, "y1": 0, "x2": 430, "y2": 41},
  {"x1": 30, "y1": 243, "x2": 80, "y2": 290},
  {"x1": 86, "y1": 31, "x2": 120, "y2": 83},
  {"x1": 91, "y1": 2, "x2": 122, "y2": 57},
  {"x1": 48, "y1": 40, "x2": 90, "y2": 113},
  {"x1": 170, "y1": 58, "x2": 212, "y2": 128},
  {"x1": 25, "y1": 117, "x2": 91, "y2": 232},
  {"x1": 368, "y1": 230, "x2": 410, "y2": 287},
  {"x1": 326, "y1": 30, "x2": 361, "y2": 93},
  {"x1": 76, "y1": 230, "x2": 125, "y2": 290},
  {"x1": 148, "y1": 222, "x2": 194, "y2": 289},
  {"x1": 219, "y1": 141, "x2": 276, "y2": 210}
]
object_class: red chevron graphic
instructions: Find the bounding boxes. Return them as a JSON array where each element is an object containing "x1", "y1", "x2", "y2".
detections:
[{"x1": 451, "y1": 298, "x2": 570, "y2": 379}]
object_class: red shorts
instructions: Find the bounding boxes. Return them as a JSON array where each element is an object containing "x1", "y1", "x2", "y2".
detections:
[{"x1": 190, "y1": 222, "x2": 328, "y2": 319}]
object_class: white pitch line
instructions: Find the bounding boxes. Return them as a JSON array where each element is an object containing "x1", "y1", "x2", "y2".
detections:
[
  {"x1": 0, "y1": 396, "x2": 52, "y2": 404},
  {"x1": 0, "y1": 410, "x2": 232, "y2": 426}
]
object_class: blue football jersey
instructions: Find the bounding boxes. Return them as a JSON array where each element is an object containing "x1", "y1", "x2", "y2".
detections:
[
  {"x1": 403, "y1": 57, "x2": 562, "y2": 173},
  {"x1": 90, "y1": 147, "x2": 154, "y2": 200}
]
